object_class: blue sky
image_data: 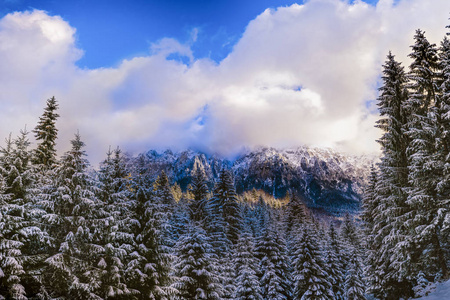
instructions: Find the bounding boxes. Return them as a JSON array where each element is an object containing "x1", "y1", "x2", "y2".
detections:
[
  {"x1": 2, "y1": 0, "x2": 379, "y2": 68},
  {"x1": 0, "y1": 0, "x2": 448, "y2": 164}
]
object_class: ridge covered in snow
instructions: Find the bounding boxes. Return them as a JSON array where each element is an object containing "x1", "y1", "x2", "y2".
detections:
[{"x1": 143, "y1": 146, "x2": 376, "y2": 213}]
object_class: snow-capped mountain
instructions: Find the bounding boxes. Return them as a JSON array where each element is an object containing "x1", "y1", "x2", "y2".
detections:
[{"x1": 143, "y1": 146, "x2": 376, "y2": 213}]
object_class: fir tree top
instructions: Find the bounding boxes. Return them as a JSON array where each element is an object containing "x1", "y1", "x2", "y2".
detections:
[{"x1": 32, "y1": 96, "x2": 59, "y2": 168}]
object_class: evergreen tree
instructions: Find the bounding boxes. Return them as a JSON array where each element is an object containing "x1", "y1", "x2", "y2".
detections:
[
  {"x1": 412, "y1": 271, "x2": 436, "y2": 298},
  {"x1": 292, "y1": 227, "x2": 333, "y2": 300},
  {"x1": 0, "y1": 173, "x2": 26, "y2": 300},
  {"x1": 12, "y1": 129, "x2": 51, "y2": 298},
  {"x1": 283, "y1": 193, "x2": 307, "y2": 238},
  {"x1": 125, "y1": 184, "x2": 175, "y2": 300},
  {"x1": 154, "y1": 170, "x2": 179, "y2": 248},
  {"x1": 361, "y1": 166, "x2": 383, "y2": 297},
  {"x1": 220, "y1": 254, "x2": 236, "y2": 300},
  {"x1": 206, "y1": 169, "x2": 242, "y2": 247},
  {"x1": 32, "y1": 97, "x2": 59, "y2": 169},
  {"x1": 95, "y1": 147, "x2": 133, "y2": 299},
  {"x1": 372, "y1": 51, "x2": 411, "y2": 298},
  {"x1": 242, "y1": 203, "x2": 258, "y2": 237},
  {"x1": 168, "y1": 196, "x2": 190, "y2": 245},
  {"x1": 340, "y1": 213, "x2": 359, "y2": 248},
  {"x1": 0, "y1": 130, "x2": 50, "y2": 299},
  {"x1": 172, "y1": 225, "x2": 222, "y2": 300},
  {"x1": 188, "y1": 163, "x2": 209, "y2": 225},
  {"x1": 438, "y1": 34, "x2": 450, "y2": 212},
  {"x1": 325, "y1": 223, "x2": 345, "y2": 300},
  {"x1": 434, "y1": 34, "x2": 450, "y2": 278},
  {"x1": 254, "y1": 195, "x2": 270, "y2": 238},
  {"x1": 344, "y1": 248, "x2": 366, "y2": 300},
  {"x1": 233, "y1": 233, "x2": 262, "y2": 300},
  {"x1": 155, "y1": 171, "x2": 175, "y2": 208},
  {"x1": 361, "y1": 166, "x2": 378, "y2": 240},
  {"x1": 43, "y1": 133, "x2": 103, "y2": 299},
  {"x1": 403, "y1": 29, "x2": 447, "y2": 282},
  {"x1": 205, "y1": 199, "x2": 229, "y2": 256},
  {"x1": 255, "y1": 227, "x2": 292, "y2": 300}
]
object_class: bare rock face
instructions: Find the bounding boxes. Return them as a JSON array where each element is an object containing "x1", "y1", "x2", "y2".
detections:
[{"x1": 143, "y1": 146, "x2": 376, "y2": 214}]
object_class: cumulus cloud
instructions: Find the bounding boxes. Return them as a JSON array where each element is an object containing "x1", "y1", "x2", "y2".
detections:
[{"x1": 0, "y1": 0, "x2": 450, "y2": 165}]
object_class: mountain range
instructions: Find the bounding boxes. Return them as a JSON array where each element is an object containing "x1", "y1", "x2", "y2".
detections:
[{"x1": 142, "y1": 146, "x2": 376, "y2": 214}]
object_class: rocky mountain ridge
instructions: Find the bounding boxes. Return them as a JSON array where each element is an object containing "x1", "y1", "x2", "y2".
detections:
[{"x1": 143, "y1": 146, "x2": 376, "y2": 213}]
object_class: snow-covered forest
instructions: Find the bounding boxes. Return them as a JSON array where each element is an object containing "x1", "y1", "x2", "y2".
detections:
[
  {"x1": 0, "y1": 96, "x2": 361, "y2": 300},
  {"x1": 1, "y1": 22, "x2": 450, "y2": 300},
  {"x1": 361, "y1": 25, "x2": 450, "y2": 299}
]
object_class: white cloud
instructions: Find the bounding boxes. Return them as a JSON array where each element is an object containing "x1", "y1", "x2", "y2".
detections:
[
  {"x1": 150, "y1": 37, "x2": 194, "y2": 62},
  {"x1": 0, "y1": 0, "x2": 449, "y2": 165}
]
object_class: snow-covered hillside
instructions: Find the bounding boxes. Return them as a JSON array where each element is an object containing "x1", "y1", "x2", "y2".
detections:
[
  {"x1": 416, "y1": 280, "x2": 450, "y2": 299},
  {"x1": 143, "y1": 146, "x2": 376, "y2": 213}
]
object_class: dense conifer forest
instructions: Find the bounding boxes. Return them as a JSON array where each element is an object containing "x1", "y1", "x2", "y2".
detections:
[{"x1": 1, "y1": 21, "x2": 450, "y2": 300}]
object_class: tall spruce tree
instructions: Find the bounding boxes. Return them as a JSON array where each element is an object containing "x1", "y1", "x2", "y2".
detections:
[
  {"x1": 125, "y1": 184, "x2": 175, "y2": 300},
  {"x1": 172, "y1": 225, "x2": 222, "y2": 300},
  {"x1": 0, "y1": 140, "x2": 27, "y2": 299},
  {"x1": 255, "y1": 227, "x2": 292, "y2": 300},
  {"x1": 325, "y1": 223, "x2": 345, "y2": 300},
  {"x1": 95, "y1": 147, "x2": 133, "y2": 299},
  {"x1": 404, "y1": 29, "x2": 447, "y2": 282},
  {"x1": 361, "y1": 166, "x2": 384, "y2": 297},
  {"x1": 220, "y1": 253, "x2": 236, "y2": 300},
  {"x1": 292, "y1": 227, "x2": 333, "y2": 300},
  {"x1": 283, "y1": 193, "x2": 307, "y2": 238},
  {"x1": 206, "y1": 169, "x2": 242, "y2": 247},
  {"x1": 155, "y1": 171, "x2": 175, "y2": 208},
  {"x1": 434, "y1": 34, "x2": 450, "y2": 279},
  {"x1": 188, "y1": 163, "x2": 209, "y2": 225},
  {"x1": 254, "y1": 195, "x2": 271, "y2": 238},
  {"x1": 372, "y1": 51, "x2": 411, "y2": 298},
  {"x1": 42, "y1": 133, "x2": 104, "y2": 299},
  {"x1": 344, "y1": 248, "x2": 366, "y2": 300},
  {"x1": 361, "y1": 166, "x2": 378, "y2": 240},
  {"x1": 32, "y1": 97, "x2": 59, "y2": 169},
  {"x1": 0, "y1": 130, "x2": 52, "y2": 299},
  {"x1": 341, "y1": 213, "x2": 359, "y2": 248},
  {"x1": 233, "y1": 233, "x2": 263, "y2": 300}
]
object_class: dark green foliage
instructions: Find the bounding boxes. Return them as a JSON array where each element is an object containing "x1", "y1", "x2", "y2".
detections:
[
  {"x1": 404, "y1": 29, "x2": 448, "y2": 281},
  {"x1": 43, "y1": 133, "x2": 104, "y2": 299},
  {"x1": 188, "y1": 164, "x2": 209, "y2": 225},
  {"x1": 96, "y1": 147, "x2": 133, "y2": 299},
  {"x1": 233, "y1": 233, "x2": 263, "y2": 300},
  {"x1": 438, "y1": 36, "x2": 450, "y2": 260},
  {"x1": 172, "y1": 225, "x2": 222, "y2": 300},
  {"x1": 32, "y1": 97, "x2": 59, "y2": 169},
  {"x1": 254, "y1": 195, "x2": 271, "y2": 238},
  {"x1": 367, "y1": 51, "x2": 413, "y2": 299},
  {"x1": 255, "y1": 227, "x2": 292, "y2": 300},
  {"x1": 206, "y1": 169, "x2": 242, "y2": 249},
  {"x1": 325, "y1": 223, "x2": 345, "y2": 300},
  {"x1": 344, "y1": 248, "x2": 366, "y2": 300},
  {"x1": 0, "y1": 130, "x2": 50, "y2": 299},
  {"x1": 364, "y1": 27, "x2": 450, "y2": 299},
  {"x1": 284, "y1": 193, "x2": 307, "y2": 238},
  {"x1": 155, "y1": 171, "x2": 175, "y2": 208},
  {"x1": 125, "y1": 185, "x2": 175, "y2": 300},
  {"x1": 340, "y1": 213, "x2": 359, "y2": 247},
  {"x1": 0, "y1": 182, "x2": 27, "y2": 300},
  {"x1": 292, "y1": 227, "x2": 333, "y2": 300}
]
